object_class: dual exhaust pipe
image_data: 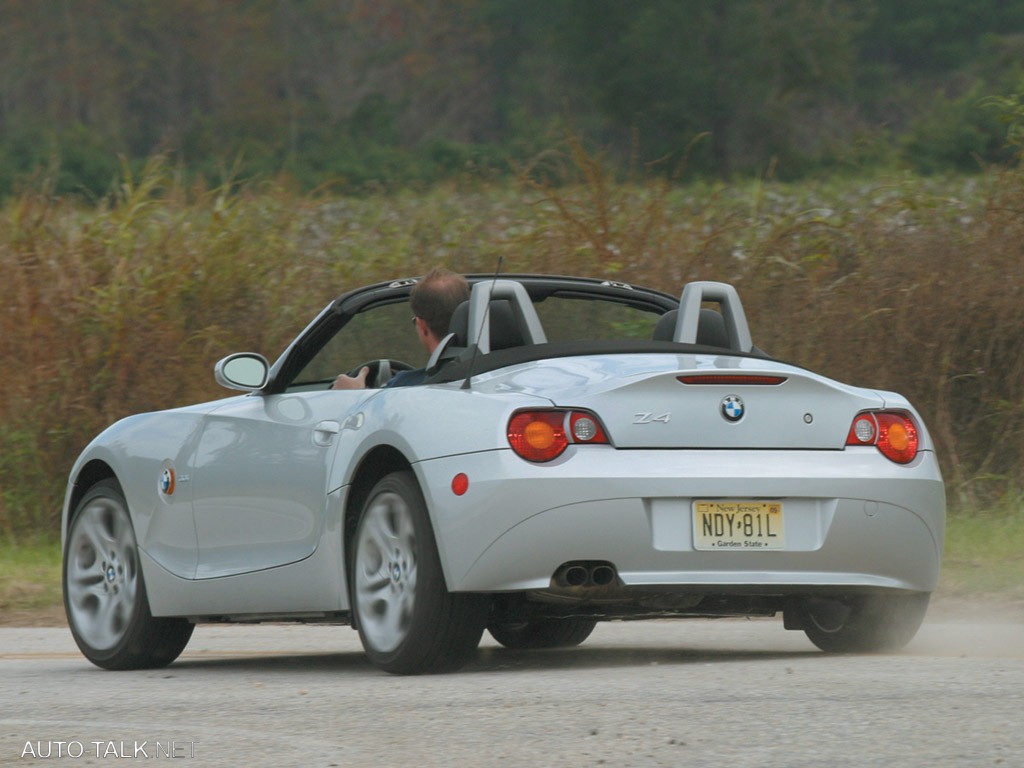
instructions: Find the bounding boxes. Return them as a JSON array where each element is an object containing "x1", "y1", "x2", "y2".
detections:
[{"x1": 554, "y1": 561, "x2": 618, "y2": 589}]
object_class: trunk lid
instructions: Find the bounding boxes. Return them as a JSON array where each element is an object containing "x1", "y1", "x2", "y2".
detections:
[{"x1": 473, "y1": 352, "x2": 884, "y2": 450}]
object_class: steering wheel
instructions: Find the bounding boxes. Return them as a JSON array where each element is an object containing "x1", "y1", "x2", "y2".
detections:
[{"x1": 346, "y1": 359, "x2": 415, "y2": 388}]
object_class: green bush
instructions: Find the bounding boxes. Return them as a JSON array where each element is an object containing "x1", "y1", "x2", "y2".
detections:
[{"x1": 904, "y1": 83, "x2": 1017, "y2": 173}]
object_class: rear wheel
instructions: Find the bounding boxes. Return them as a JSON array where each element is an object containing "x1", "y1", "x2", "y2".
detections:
[
  {"x1": 488, "y1": 618, "x2": 598, "y2": 650},
  {"x1": 63, "y1": 479, "x2": 193, "y2": 670},
  {"x1": 351, "y1": 470, "x2": 487, "y2": 674},
  {"x1": 798, "y1": 593, "x2": 930, "y2": 653}
]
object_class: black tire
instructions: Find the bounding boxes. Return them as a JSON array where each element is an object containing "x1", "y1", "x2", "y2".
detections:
[
  {"x1": 799, "y1": 593, "x2": 930, "y2": 653},
  {"x1": 63, "y1": 479, "x2": 193, "y2": 670},
  {"x1": 488, "y1": 618, "x2": 598, "y2": 650},
  {"x1": 351, "y1": 470, "x2": 488, "y2": 674}
]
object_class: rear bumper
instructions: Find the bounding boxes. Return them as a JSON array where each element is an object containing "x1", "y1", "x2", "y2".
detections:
[{"x1": 416, "y1": 446, "x2": 945, "y2": 595}]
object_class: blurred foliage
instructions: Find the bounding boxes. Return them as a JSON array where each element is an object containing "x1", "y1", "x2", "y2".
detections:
[
  {"x1": 0, "y1": 536, "x2": 62, "y2": 611},
  {"x1": 942, "y1": 506, "x2": 1024, "y2": 599},
  {"x1": 903, "y1": 84, "x2": 1011, "y2": 174},
  {"x1": 1, "y1": 139, "x2": 1024, "y2": 538},
  {"x1": 4, "y1": 1, "x2": 1024, "y2": 194}
]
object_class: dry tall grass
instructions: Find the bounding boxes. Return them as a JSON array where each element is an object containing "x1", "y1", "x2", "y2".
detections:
[{"x1": 1, "y1": 154, "x2": 1021, "y2": 538}]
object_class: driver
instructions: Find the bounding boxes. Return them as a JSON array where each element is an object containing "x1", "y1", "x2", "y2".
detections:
[{"x1": 332, "y1": 267, "x2": 469, "y2": 389}]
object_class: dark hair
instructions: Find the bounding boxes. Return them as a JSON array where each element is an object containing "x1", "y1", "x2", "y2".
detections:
[{"x1": 411, "y1": 268, "x2": 470, "y2": 338}]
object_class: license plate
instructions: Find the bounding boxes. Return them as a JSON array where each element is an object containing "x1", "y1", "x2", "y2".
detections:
[{"x1": 692, "y1": 500, "x2": 785, "y2": 551}]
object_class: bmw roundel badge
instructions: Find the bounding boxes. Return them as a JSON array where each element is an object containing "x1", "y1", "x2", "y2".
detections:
[
  {"x1": 159, "y1": 467, "x2": 176, "y2": 496},
  {"x1": 721, "y1": 395, "x2": 745, "y2": 422}
]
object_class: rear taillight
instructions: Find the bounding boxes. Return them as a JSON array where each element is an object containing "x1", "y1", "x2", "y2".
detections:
[
  {"x1": 846, "y1": 411, "x2": 919, "y2": 464},
  {"x1": 507, "y1": 409, "x2": 609, "y2": 462}
]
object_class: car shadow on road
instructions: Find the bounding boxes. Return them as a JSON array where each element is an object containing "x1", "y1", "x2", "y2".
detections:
[
  {"x1": 470, "y1": 644, "x2": 822, "y2": 673},
  {"x1": 169, "y1": 651, "x2": 377, "y2": 675},
  {"x1": 166, "y1": 644, "x2": 821, "y2": 677}
]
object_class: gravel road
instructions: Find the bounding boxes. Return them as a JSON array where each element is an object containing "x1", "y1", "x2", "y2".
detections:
[{"x1": 2, "y1": 616, "x2": 1021, "y2": 767}]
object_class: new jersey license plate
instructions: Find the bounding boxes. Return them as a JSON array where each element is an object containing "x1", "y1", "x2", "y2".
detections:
[{"x1": 692, "y1": 500, "x2": 785, "y2": 551}]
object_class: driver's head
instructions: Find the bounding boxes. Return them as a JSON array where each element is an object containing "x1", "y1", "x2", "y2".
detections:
[{"x1": 411, "y1": 268, "x2": 469, "y2": 342}]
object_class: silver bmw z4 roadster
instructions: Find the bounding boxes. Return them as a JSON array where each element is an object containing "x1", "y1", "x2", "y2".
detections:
[{"x1": 62, "y1": 275, "x2": 945, "y2": 674}]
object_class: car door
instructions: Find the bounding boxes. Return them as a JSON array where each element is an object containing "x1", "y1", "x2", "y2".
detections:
[
  {"x1": 187, "y1": 291, "x2": 424, "y2": 579},
  {"x1": 189, "y1": 389, "x2": 367, "y2": 578}
]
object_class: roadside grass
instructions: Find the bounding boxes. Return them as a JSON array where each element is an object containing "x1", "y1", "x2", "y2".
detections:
[
  {"x1": 0, "y1": 510, "x2": 1020, "y2": 619},
  {"x1": 0, "y1": 538, "x2": 62, "y2": 613},
  {"x1": 941, "y1": 511, "x2": 1024, "y2": 599}
]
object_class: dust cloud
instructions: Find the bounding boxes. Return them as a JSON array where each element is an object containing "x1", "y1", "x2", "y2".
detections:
[{"x1": 911, "y1": 596, "x2": 1024, "y2": 658}]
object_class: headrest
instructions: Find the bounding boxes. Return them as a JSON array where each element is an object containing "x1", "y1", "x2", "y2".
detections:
[
  {"x1": 652, "y1": 310, "x2": 677, "y2": 342},
  {"x1": 652, "y1": 308, "x2": 731, "y2": 348},
  {"x1": 448, "y1": 299, "x2": 524, "y2": 351}
]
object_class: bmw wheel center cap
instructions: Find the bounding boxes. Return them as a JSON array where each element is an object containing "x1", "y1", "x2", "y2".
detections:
[{"x1": 721, "y1": 395, "x2": 745, "y2": 422}]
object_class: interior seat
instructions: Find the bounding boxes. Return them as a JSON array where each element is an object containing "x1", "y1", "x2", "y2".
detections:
[
  {"x1": 447, "y1": 299, "x2": 526, "y2": 351},
  {"x1": 653, "y1": 308, "x2": 730, "y2": 348}
]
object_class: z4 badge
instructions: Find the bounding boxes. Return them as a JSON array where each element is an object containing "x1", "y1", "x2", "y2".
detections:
[{"x1": 634, "y1": 412, "x2": 671, "y2": 424}]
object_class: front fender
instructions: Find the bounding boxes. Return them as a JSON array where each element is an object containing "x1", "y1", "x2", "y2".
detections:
[{"x1": 63, "y1": 410, "x2": 207, "y2": 580}]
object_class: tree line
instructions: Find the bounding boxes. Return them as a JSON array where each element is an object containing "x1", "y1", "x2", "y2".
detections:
[{"x1": 2, "y1": 0, "x2": 1024, "y2": 194}]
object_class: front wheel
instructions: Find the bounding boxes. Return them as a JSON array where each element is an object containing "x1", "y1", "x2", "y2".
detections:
[
  {"x1": 797, "y1": 593, "x2": 930, "y2": 653},
  {"x1": 63, "y1": 479, "x2": 193, "y2": 669},
  {"x1": 351, "y1": 471, "x2": 487, "y2": 674}
]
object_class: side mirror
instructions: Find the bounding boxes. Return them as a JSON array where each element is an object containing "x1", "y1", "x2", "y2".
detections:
[{"x1": 214, "y1": 353, "x2": 269, "y2": 392}]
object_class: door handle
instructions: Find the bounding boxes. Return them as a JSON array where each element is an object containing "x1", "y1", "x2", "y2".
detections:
[{"x1": 312, "y1": 420, "x2": 341, "y2": 446}]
